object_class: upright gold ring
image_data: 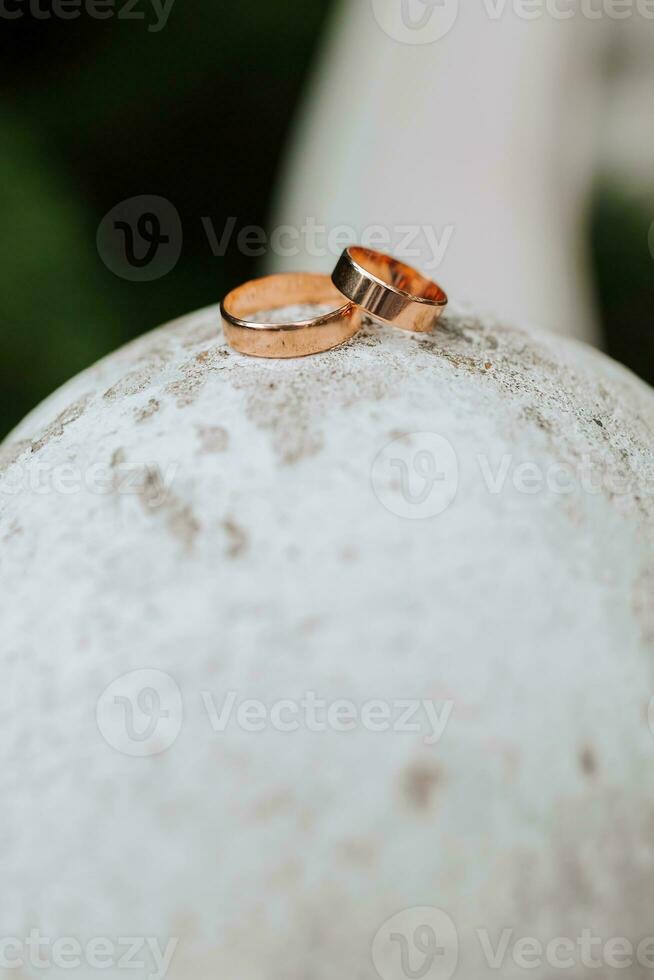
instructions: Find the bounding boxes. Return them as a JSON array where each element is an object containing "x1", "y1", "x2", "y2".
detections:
[
  {"x1": 221, "y1": 273, "x2": 361, "y2": 358},
  {"x1": 332, "y1": 246, "x2": 448, "y2": 333}
]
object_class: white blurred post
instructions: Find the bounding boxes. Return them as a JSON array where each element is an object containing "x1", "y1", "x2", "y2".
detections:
[{"x1": 270, "y1": 0, "x2": 612, "y2": 345}]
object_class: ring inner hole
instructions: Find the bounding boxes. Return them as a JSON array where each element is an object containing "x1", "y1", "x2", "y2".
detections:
[
  {"x1": 230, "y1": 276, "x2": 346, "y2": 322},
  {"x1": 350, "y1": 247, "x2": 445, "y2": 303}
]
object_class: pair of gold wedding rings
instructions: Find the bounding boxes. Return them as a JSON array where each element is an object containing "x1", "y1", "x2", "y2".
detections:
[{"x1": 220, "y1": 246, "x2": 448, "y2": 358}]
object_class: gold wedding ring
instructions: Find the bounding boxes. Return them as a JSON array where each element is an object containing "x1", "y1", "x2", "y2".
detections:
[
  {"x1": 221, "y1": 273, "x2": 361, "y2": 358},
  {"x1": 332, "y1": 246, "x2": 447, "y2": 333}
]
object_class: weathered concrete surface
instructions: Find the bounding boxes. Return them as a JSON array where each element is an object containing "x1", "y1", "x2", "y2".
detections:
[{"x1": 0, "y1": 306, "x2": 653, "y2": 979}]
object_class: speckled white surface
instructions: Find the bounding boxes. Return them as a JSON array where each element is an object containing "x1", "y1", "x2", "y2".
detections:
[{"x1": 0, "y1": 306, "x2": 653, "y2": 979}]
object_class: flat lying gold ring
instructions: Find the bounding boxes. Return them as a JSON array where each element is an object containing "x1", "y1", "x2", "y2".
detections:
[
  {"x1": 221, "y1": 273, "x2": 362, "y2": 358},
  {"x1": 332, "y1": 246, "x2": 448, "y2": 333}
]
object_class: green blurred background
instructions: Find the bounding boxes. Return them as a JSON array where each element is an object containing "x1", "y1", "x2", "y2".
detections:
[{"x1": 0, "y1": 0, "x2": 652, "y2": 440}]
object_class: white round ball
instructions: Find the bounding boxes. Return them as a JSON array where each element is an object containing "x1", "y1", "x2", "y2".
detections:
[{"x1": 0, "y1": 306, "x2": 652, "y2": 980}]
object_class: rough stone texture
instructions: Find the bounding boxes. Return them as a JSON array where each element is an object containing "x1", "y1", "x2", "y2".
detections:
[{"x1": 0, "y1": 305, "x2": 653, "y2": 980}]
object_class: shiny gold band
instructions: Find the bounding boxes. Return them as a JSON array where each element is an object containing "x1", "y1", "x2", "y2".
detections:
[
  {"x1": 221, "y1": 273, "x2": 361, "y2": 358},
  {"x1": 332, "y1": 246, "x2": 447, "y2": 333}
]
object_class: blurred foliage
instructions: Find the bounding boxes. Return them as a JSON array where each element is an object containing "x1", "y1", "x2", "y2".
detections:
[
  {"x1": 0, "y1": 0, "x2": 334, "y2": 437},
  {"x1": 591, "y1": 184, "x2": 654, "y2": 390},
  {"x1": 0, "y1": 1, "x2": 652, "y2": 440},
  {"x1": 0, "y1": 118, "x2": 122, "y2": 431}
]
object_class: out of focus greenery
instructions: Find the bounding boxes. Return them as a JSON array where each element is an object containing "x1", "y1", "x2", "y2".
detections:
[
  {"x1": 0, "y1": 3, "x2": 652, "y2": 439},
  {"x1": 591, "y1": 184, "x2": 654, "y2": 388},
  {"x1": 0, "y1": 0, "x2": 334, "y2": 437}
]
